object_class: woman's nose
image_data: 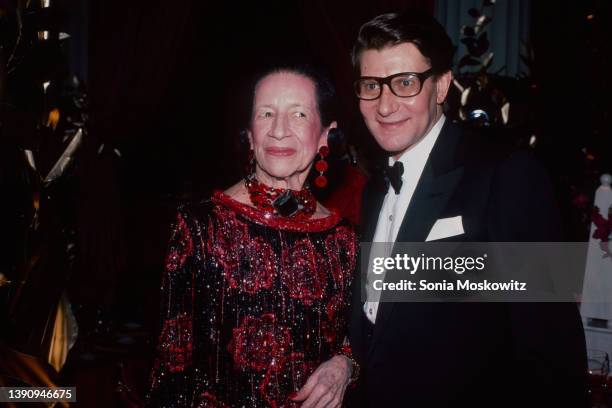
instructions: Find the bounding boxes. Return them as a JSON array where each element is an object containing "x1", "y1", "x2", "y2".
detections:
[{"x1": 270, "y1": 115, "x2": 290, "y2": 139}]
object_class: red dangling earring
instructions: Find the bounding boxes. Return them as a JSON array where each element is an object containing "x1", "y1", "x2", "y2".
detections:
[
  {"x1": 245, "y1": 149, "x2": 256, "y2": 176},
  {"x1": 314, "y1": 145, "x2": 329, "y2": 188}
]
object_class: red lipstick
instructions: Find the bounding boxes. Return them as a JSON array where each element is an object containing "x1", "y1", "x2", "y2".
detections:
[{"x1": 265, "y1": 147, "x2": 296, "y2": 156}]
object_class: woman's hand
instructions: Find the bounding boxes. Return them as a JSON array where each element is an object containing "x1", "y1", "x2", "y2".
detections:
[{"x1": 291, "y1": 355, "x2": 351, "y2": 408}]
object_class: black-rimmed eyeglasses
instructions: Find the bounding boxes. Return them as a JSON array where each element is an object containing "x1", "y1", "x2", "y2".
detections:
[{"x1": 354, "y1": 69, "x2": 434, "y2": 101}]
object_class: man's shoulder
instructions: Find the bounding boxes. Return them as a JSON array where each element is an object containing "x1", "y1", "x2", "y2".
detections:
[
  {"x1": 453, "y1": 123, "x2": 514, "y2": 164},
  {"x1": 451, "y1": 123, "x2": 544, "y2": 174}
]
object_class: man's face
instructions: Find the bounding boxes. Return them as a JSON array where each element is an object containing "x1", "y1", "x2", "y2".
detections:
[{"x1": 358, "y1": 42, "x2": 451, "y2": 157}]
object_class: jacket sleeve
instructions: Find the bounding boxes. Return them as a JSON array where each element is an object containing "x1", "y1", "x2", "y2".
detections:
[
  {"x1": 488, "y1": 151, "x2": 589, "y2": 407},
  {"x1": 147, "y1": 207, "x2": 198, "y2": 407}
]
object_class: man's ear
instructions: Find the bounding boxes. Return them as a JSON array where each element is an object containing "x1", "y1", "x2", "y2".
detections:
[
  {"x1": 320, "y1": 121, "x2": 338, "y2": 148},
  {"x1": 435, "y1": 70, "x2": 453, "y2": 105}
]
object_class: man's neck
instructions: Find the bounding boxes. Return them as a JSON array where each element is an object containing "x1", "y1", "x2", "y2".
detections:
[{"x1": 391, "y1": 113, "x2": 445, "y2": 163}]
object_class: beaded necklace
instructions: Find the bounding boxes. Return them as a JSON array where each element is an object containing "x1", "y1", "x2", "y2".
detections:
[{"x1": 244, "y1": 175, "x2": 316, "y2": 220}]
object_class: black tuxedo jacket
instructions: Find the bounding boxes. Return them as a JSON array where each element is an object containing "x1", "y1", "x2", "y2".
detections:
[{"x1": 348, "y1": 120, "x2": 588, "y2": 408}]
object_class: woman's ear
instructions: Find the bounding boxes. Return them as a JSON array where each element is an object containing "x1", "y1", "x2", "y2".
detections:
[
  {"x1": 240, "y1": 129, "x2": 253, "y2": 150},
  {"x1": 319, "y1": 121, "x2": 338, "y2": 148}
]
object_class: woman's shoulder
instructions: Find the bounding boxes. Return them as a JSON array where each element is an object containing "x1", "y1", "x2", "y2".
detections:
[
  {"x1": 334, "y1": 217, "x2": 359, "y2": 239},
  {"x1": 171, "y1": 198, "x2": 217, "y2": 227},
  {"x1": 173, "y1": 193, "x2": 357, "y2": 238}
]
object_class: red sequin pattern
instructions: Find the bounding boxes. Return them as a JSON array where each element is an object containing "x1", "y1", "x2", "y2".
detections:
[
  {"x1": 229, "y1": 313, "x2": 291, "y2": 372},
  {"x1": 281, "y1": 238, "x2": 327, "y2": 306},
  {"x1": 158, "y1": 314, "x2": 193, "y2": 373},
  {"x1": 165, "y1": 212, "x2": 194, "y2": 272},
  {"x1": 148, "y1": 193, "x2": 357, "y2": 407}
]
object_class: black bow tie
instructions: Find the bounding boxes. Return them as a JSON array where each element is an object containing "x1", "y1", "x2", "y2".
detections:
[{"x1": 383, "y1": 161, "x2": 404, "y2": 194}]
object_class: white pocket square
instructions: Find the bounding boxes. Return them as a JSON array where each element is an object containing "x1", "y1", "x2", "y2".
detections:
[{"x1": 425, "y1": 216, "x2": 464, "y2": 242}]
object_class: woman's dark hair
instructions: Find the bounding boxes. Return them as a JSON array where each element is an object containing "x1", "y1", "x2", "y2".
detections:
[
  {"x1": 248, "y1": 62, "x2": 338, "y2": 128},
  {"x1": 352, "y1": 11, "x2": 454, "y2": 77}
]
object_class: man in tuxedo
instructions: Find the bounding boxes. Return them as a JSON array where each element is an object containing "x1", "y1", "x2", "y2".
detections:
[{"x1": 349, "y1": 11, "x2": 588, "y2": 408}]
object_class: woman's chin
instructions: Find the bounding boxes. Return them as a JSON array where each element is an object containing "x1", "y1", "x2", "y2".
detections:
[{"x1": 258, "y1": 166, "x2": 306, "y2": 186}]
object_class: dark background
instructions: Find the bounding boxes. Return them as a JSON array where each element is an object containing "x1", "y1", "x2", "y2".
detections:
[
  {"x1": 2, "y1": 0, "x2": 611, "y2": 405},
  {"x1": 81, "y1": 0, "x2": 611, "y2": 320},
  {"x1": 81, "y1": 0, "x2": 437, "y2": 326}
]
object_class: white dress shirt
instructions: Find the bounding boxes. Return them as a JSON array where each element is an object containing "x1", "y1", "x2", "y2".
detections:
[{"x1": 364, "y1": 115, "x2": 446, "y2": 323}]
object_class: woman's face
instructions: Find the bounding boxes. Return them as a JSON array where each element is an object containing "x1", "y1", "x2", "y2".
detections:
[{"x1": 248, "y1": 72, "x2": 335, "y2": 184}]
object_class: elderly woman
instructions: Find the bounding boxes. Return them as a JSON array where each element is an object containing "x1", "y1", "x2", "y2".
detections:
[{"x1": 148, "y1": 64, "x2": 357, "y2": 408}]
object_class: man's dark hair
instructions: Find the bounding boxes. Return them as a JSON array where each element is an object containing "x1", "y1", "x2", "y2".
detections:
[
  {"x1": 249, "y1": 62, "x2": 337, "y2": 128},
  {"x1": 352, "y1": 11, "x2": 454, "y2": 77}
]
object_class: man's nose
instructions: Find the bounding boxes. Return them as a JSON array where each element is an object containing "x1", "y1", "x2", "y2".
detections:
[
  {"x1": 270, "y1": 115, "x2": 290, "y2": 139},
  {"x1": 376, "y1": 85, "x2": 399, "y2": 117}
]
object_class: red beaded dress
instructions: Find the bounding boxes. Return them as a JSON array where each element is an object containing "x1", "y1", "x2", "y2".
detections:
[{"x1": 148, "y1": 190, "x2": 357, "y2": 407}]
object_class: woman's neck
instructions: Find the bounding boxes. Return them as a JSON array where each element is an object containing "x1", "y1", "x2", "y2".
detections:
[{"x1": 254, "y1": 168, "x2": 308, "y2": 191}]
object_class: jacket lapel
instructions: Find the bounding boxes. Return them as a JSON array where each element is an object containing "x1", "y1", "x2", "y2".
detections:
[
  {"x1": 360, "y1": 168, "x2": 388, "y2": 242},
  {"x1": 359, "y1": 171, "x2": 387, "y2": 302},
  {"x1": 395, "y1": 165, "x2": 464, "y2": 243},
  {"x1": 351, "y1": 170, "x2": 387, "y2": 361},
  {"x1": 370, "y1": 121, "x2": 465, "y2": 349}
]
